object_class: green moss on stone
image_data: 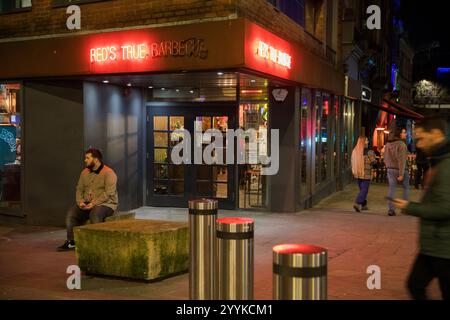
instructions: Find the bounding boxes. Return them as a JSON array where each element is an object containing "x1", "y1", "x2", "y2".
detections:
[{"x1": 74, "y1": 220, "x2": 188, "y2": 280}]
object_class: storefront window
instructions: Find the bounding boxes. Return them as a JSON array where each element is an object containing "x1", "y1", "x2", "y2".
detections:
[
  {"x1": 238, "y1": 100, "x2": 269, "y2": 209},
  {"x1": 333, "y1": 96, "x2": 340, "y2": 178},
  {"x1": 314, "y1": 91, "x2": 322, "y2": 185},
  {"x1": 343, "y1": 98, "x2": 355, "y2": 169},
  {"x1": 0, "y1": 84, "x2": 22, "y2": 210},
  {"x1": 349, "y1": 101, "x2": 355, "y2": 166},
  {"x1": 320, "y1": 94, "x2": 330, "y2": 182},
  {"x1": 300, "y1": 88, "x2": 311, "y2": 198}
]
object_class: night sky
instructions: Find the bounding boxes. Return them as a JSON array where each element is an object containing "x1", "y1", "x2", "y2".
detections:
[
  {"x1": 399, "y1": 0, "x2": 450, "y2": 82},
  {"x1": 400, "y1": 0, "x2": 450, "y2": 51}
]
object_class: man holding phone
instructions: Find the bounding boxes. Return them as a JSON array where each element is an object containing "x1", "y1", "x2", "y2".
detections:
[
  {"x1": 58, "y1": 148, "x2": 118, "y2": 251},
  {"x1": 392, "y1": 117, "x2": 450, "y2": 300}
]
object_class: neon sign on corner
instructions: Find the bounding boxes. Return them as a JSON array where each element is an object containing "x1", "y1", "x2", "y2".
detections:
[
  {"x1": 89, "y1": 38, "x2": 209, "y2": 64},
  {"x1": 257, "y1": 40, "x2": 292, "y2": 69}
]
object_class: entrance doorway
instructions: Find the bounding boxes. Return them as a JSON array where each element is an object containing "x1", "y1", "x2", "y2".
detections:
[{"x1": 146, "y1": 103, "x2": 236, "y2": 209}]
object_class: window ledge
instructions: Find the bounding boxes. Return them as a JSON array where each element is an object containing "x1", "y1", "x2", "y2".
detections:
[
  {"x1": 0, "y1": 7, "x2": 32, "y2": 15},
  {"x1": 52, "y1": 0, "x2": 112, "y2": 8}
]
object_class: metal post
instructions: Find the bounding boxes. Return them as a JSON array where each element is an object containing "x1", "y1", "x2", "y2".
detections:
[
  {"x1": 273, "y1": 244, "x2": 327, "y2": 300},
  {"x1": 189, "y1": 199, "x2": 218, "y2": 300},
  {"x1": 216, "y1": 217, "x2": 254, "y2": 300}
]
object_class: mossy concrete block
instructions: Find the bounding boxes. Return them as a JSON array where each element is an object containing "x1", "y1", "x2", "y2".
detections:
[
  {"x1": 85, "y1": 211, "x2": 135, "y2": 225},
  {"x1": 104, "y1": 211, "x2": 136, "y2": 222},
  {"x1": 74, "y1": 220, "x2": 189, "y2": 281}
]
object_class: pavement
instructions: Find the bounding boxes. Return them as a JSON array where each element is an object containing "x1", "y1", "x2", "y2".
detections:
[{"x1": 0, "y1": 183, "x2": 443, "y2": 300}]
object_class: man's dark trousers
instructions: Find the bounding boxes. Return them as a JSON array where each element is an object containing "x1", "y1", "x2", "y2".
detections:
[
  {"x1": 66, "y1": 205, "x2": 114, "y2": 241},
  {"x1": 407, "y1": 254, "x2": 450, "y2": 300}
]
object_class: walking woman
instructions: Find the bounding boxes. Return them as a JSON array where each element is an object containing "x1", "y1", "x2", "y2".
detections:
[{"x1": 351, "y1": 136, "x2": 376, "y2": 212}]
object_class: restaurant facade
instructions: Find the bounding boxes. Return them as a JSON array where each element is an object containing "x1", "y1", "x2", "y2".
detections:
[{"x1": 0, "y1": 18, "x2": 358, "y2": 226}]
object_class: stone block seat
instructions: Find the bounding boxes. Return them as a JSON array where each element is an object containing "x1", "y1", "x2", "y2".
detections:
[
  {"x1": 85, "y1": 211, "x2": 136, "y2": 225},
  {"x1": 74, "y1": 219, "x2": 189, "y2": 281}
]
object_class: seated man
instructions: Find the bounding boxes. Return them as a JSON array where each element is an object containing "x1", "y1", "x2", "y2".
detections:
[{"x1": 58, "y1": 148, "x2": 118, "y2": 251}]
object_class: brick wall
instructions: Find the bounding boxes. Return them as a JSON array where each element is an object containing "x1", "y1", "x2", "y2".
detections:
[
  {"x1": 0, "y1": 0, "x2": 342, "y2": 70},
  {"x1": 0, "y1": 0, "x2": 237, "y2": 39},
  {"x1": 237, "y1": 0, "x2": 326, "y2": 60},
  {"x1": 237, "y1": 0, "x2": 346, "y2": 70}
]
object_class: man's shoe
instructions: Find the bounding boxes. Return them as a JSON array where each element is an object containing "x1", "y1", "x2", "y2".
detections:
[
  {"x1": 361, "y1": 206, "x2": 369, "y2": 211},
  {"x1": 57, "y1": 240, "x2": 75, "y2": 251},
  {"x1": 353, "y1": 204, "x2": 361, "y2": 213},
  {"x1": 388, "y1": 210, "x2": 396, "y2": 217}
]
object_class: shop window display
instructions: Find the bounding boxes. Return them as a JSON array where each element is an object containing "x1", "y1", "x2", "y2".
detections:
[
  {"x1": 299, "y1": 88, "x2": 311, "y2": 198},
  {"x1": 320, "y1": 94, "x2": 330, "y2": 182},
  {"x1": 0, "y1": 83, "x2": 22, "y2": 209}
]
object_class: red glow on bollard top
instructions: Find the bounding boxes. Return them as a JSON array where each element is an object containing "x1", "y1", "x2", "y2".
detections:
[
  {"x1": 273, "y1": 244, "x2": 326, "y2": 254},
  {"x1": 217, "y1": 217, "x2": 254, "y2": 225}
]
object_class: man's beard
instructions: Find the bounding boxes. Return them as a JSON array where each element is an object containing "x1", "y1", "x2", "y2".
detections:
[{"x1": 86, "y1": 162, "x2": 95, "y2": 169}]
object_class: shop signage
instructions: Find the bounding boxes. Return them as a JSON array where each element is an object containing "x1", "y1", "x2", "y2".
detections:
[
  {"x1": 272, "y1": 88, "x2": 289, "y2": 102},
  {"x1": 256, "y1": 41, "x2": 292, "y2": 69},
  {"x1": 361, "y1": 85, "x2": 372, "y2": 102},
  {"x1": 90, "y1": 38, "x2": 208, "y2": 64}
]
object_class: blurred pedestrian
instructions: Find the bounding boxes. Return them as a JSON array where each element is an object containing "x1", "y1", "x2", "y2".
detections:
[
  {"x1": 414, "y1": 147, "x2": 429, "y2": 189},
  {"x1": 392, "y1": 117, "x2": 450, "y2": 300}
]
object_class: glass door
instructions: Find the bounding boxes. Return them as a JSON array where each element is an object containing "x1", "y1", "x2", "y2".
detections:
[
  {"x1": 150, "y1": 115, "x2": 186, "y2": 207},
  {"x1": 194, "y1": 116, "x2": 229, "y2": 200},
  {"x1": 147, "y1": 105, "x2": 236, "y2": 209}
]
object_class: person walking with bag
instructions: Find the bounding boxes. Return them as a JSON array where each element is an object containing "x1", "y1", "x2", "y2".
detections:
[{"x1": 351, "y1": 136, "x2": 376, "y2": 212}]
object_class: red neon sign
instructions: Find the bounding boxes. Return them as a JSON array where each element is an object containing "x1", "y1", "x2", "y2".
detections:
[
  {"x1": 244, "y1": 21, "x2": 298, "y2": 81},
  {"x1": 90, "y1": 44, "x2": 148, "y2": 63},
  {"x1": 89, "y1": 38, "x2": 208, "y2": 65},
  {"x1": 256, "y1": 40, "x2": 292, "y2": 69}
]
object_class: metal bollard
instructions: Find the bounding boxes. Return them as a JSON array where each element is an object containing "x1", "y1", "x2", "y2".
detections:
[
  {"x1": 189, "y1": 199, "x2": 218, "y2": 300},
  {"x1": 273, "y1": 244, "x2": 327, "y2": 300},
  {"x1": 216, "y1": 217, "x2": 254, "y2": 300}
]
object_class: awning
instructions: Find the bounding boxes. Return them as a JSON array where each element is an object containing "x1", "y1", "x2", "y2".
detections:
[
  {"x1": 366, "y1": 99, "x2": 423, "y2": 120},
  {"x1": 381, "y1": 99, "x2": 424, "y2": 120}
]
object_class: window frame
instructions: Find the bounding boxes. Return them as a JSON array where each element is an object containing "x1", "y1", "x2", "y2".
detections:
[
  {"x1": 0, "y1": 0, "x2": 32, "y2": 15},
  {"x1": 267, "y1": 0, "x2": 306, "y2": 28},
  {"x1": 52, "y1": 0, "x2": 112, "y2": 8}
]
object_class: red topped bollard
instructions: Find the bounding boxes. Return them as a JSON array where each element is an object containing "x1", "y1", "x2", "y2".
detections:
[
  {"x1": 216, "y1": 217, "x2": 254, "y2": 300},
  {"x1": 273, "y1": 244, "x2": 327, "y2": 300}
]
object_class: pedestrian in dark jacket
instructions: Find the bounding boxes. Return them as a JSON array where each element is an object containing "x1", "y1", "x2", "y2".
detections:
[
  {"x1": 384, "y1": 127, "x2": 409, "y2": 216},
  {"x1": 414, "y1": 147, "x2": 429, "y2": 189},
  {"x1": 393, "y1": 117, "x2": 450, "y2": 300}
]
